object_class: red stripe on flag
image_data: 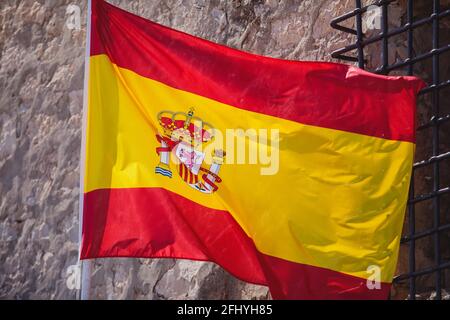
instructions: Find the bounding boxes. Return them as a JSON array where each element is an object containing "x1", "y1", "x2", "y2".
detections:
[
  {"x1": 90, "y1": 0, "x2": 424, "y2": 143},
  {"x1": 81, "y1": 187, "x2": 391, "y2": 299}
]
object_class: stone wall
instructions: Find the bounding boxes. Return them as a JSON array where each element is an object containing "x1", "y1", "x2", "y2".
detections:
[{"x1": 0, "y1": 0, "x2": 446, "y2": 299}]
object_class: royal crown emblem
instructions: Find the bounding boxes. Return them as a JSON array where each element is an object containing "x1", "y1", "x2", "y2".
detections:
[{"x1": 155, "y1": 108, "x2": 225, "y2": 193}]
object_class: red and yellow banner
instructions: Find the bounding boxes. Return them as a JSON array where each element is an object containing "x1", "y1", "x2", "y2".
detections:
[{"x1": 81, "y1": 0, "x2": 425, "y2": 299}]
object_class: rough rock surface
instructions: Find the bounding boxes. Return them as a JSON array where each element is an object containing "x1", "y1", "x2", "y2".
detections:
[{"x1": 0, "y1": 0, "x2": 447, "y2": 299}]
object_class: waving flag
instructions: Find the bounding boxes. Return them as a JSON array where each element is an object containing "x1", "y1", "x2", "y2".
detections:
[{"x1": 81, "y1": 0, "x2": 425, "y2": 299}]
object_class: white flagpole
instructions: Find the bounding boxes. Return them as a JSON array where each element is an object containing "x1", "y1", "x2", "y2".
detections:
[{"x1": 78, "y1": 0, "x2": 92, "y2": 300}]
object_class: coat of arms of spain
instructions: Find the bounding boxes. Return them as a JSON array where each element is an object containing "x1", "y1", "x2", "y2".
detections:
[{"x1": 155, "y1": 108, "x2": 225, "y2": 194}]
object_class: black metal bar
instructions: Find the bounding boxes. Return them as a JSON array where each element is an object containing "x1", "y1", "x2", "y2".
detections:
[
  {"x1": 380, "y1": 2, "x2": 388, "y2": 73},
  {"x1": 417, "y1": 114, "x2": 450, "y2": 131},
  {"x1": 333, "y1": 54, "x2": 360, "y2": 63},
  {"x1": 406, "y1": 0, "x2": 415, "y2": 300},
  {"x1": 330, "y1": 21, "x2": 357, "y2": 35},
  {"x1": 331, "y1": 8, "x2": 450, "y2": 60},
  {"x1": 330, "y1": 11, "x2": 358, "y2": 35},
  {"x1": 401, "y1": 223, "x2": 450, "y2": 243},
  {"x1": 355, "y1": 0, "x2": 364, "y2": 69},
  {"x1": 408, "y1": 171, "x2": 416, "y2": 299},
  {"x1": 432, "y1": 0, "x2": 442, "y2": 300},
  {"x1": 418, "y1": 79, "x2": 450, "y2": 95},
  {"x1": 406, "y1": 0, "x2": 414, "y2": 76},
  {"x1": 330, "y1": 0, "x2": 396, "y2": 36},
  {"x1": 394, "y1": 261, "x2": 450, "y2": 282},
  {"x1": 377, "y1": 44, "x2": 450, "y2": 73},
  {"x1": 413, "y1": 151, "x2": 450, "y2": 169},
  {"x1": 408, "y1": 187, "x2": 450, "y2": 205}
]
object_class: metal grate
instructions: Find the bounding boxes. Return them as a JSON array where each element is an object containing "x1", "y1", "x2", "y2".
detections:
[{"x1": 331, "y1": 0, "x2": 450, "y2": 299}]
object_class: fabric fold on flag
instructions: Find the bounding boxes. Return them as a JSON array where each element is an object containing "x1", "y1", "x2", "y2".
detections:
[{"x1": 81, "y1": 0, "x2": 425, "y2": 299}]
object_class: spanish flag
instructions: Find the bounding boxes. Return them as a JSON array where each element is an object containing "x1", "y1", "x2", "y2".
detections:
[{"x1": 81, "y1": 0, "x2": 425, "y2": 299}]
